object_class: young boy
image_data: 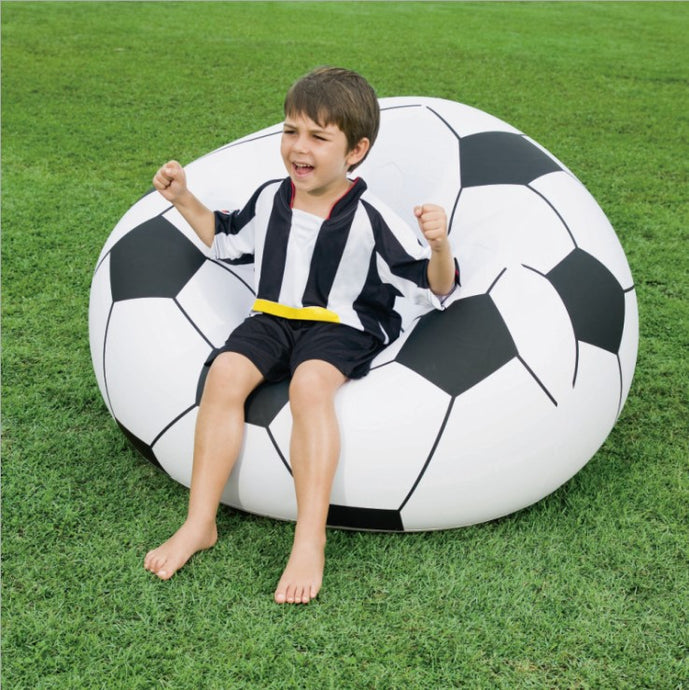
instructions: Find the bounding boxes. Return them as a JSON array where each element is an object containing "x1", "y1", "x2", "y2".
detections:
[{"x1": 144, "y1": 67, "x2": 457, "y2": 604}]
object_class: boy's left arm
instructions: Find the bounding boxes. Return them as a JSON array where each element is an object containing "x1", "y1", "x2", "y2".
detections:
[{"x1": 414, "y1": 204, "x2": 457, "y2": 296}]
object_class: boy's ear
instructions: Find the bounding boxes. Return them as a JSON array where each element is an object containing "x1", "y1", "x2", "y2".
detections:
[{"x1": 345, "y1": 137, "x2": 370, "y2": 168}]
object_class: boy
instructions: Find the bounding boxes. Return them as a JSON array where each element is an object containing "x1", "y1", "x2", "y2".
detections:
[{"x1": 144, "y1": 67, "x2": 457, "y2": 604}]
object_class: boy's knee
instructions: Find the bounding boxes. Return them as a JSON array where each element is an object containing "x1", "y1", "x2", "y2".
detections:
[
  {"x1": 207, "y1": 352, "x2": 235, "y2": 386},
  {"x1": 204, "y1": 352, "x2": 261, "y2": 404},
  {"x1": 289, "y1": 361, "x2": 343, "y2": 411},
  {"x1": 289, "y1": 375, "x2": 317, "y2": 410}
]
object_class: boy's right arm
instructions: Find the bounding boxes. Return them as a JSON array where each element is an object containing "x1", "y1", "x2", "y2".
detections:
[{"x1": 153, "y1": 161, "x2": 215, "y2": 247}]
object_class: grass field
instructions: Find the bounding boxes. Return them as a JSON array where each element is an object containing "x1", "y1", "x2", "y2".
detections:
[{"x1": 2, "y1": 2, "x2": 688, "y2": 688}]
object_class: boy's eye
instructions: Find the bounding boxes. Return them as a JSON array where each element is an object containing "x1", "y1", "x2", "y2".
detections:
[{"x1": 282, "y1": 127, "x2": 328, "y2": 141}]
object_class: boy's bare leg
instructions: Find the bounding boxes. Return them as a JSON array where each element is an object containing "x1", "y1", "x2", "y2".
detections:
[
  {"x1": 144, "y1": 352, "x2": 263, "y2": 580},
  {"x1": 275, "y1": 360, "x2": 346, "y2": 604}
]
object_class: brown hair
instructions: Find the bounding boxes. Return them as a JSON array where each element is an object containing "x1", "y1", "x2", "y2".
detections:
[{"x1": 284, "y1": 67, "x2": 380, "y2": 170}]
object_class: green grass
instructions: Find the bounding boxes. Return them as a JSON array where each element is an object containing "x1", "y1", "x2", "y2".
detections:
[{"x1": 2, "y1": 1, "x2": 688, "y2": 687}]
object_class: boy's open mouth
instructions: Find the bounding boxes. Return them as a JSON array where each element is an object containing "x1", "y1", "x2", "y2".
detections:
[{"x1": 293, "y1": 162, "x2": 314, "y2": 177}]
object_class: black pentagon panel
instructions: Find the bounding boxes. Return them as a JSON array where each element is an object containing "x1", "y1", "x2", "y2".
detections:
[
  {"x1": 245, "y1": 381, "x2": 290, "y2": 428},
  {"x1": 109, "y1": 216, "x2": 206, "y2": 301},
  {"x1": 460, "y1": 131, "x2": 562, "y2": 188},
  {"x1": 327, "y1": 504, "x2": 404, "y2": 531},
  {"x1": 117, "y1": 421, "x2": 163, "y2": 470},
  {"x1": 397, "y1": 295, "x2": 518, "y2": 397},
  {"x1": 547, "y1": 248, "x2": 625, "y2": 354}
]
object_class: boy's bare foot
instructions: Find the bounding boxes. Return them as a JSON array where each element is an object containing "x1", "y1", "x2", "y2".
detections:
[
  {"x1": 144, "y1": 519, "x2": 218, "y2": 580},
  {"x1": 274, "y1": 538, "x2": 325, "y2": 604}
]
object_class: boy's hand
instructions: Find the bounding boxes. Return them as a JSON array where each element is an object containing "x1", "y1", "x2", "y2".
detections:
[
  {"x1": 414, "y1": 204, "x2": 449, "y2": 252},
  {"x1": 153, "y1": 160, "x2": 187, "y2": 203},
  {"x1": 151, "y1": 161, "x2": 214, "y2": 246},
  {"x1": 416, "y1": 203, "x2": 456, "y2": 296}
]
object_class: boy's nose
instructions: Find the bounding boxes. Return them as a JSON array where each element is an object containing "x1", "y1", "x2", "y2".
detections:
[{"x1": 293, "y1": 134, "x2": 309, "y2": 153}]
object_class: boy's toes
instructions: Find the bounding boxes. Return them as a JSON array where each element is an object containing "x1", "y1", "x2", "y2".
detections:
[
  {"x1": 274, "y1": 584, "x2": 292, "y2": 604},
  {"x1": 274, "y1": 541, "x2": 324, "y2": 604},
  {"x1": 294, "y1": 585, "x2": 310, "y2": 604},
  {"x1": 144, "y1": 548, "x2": 163, "y2": 569},
  {"x1": 274, "y1": 582, "x2": 317, "y2": 605},
  {"x1": 144, "y1": 549, "x2": 172, "y2": 579},
  {"x1": 143, "y1": 552, "x2": 156, "y2": 572}
]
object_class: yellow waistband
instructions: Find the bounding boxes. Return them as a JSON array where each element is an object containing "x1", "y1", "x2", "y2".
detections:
[{"x1": 252, "y1": 299, "x2": 341, "y2": 324}]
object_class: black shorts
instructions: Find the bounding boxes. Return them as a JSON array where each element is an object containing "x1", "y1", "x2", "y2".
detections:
[{"x1": 208, "y1": 313, "x2": 386, "y2": 382}]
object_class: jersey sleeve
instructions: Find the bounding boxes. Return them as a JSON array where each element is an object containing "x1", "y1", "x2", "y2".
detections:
[
  {"x1": 210, "y1": 179, "x2": 279, "y2": 263},
  {"x1": 362, "y1": 197, "x2": 459, "y2": 310}
]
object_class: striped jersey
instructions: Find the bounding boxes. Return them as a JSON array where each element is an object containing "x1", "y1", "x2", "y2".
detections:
[{"x1": 211, "y1": 177, "x2": 456, "y2": 344}]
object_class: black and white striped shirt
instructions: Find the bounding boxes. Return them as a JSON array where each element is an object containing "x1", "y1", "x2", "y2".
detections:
[{"x1": 212, "y1": 177, "x2": 454, "y2": 344}]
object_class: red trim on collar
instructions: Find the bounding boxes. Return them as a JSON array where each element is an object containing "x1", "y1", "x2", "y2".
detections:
[
  {"x1": 288, "y1": 178, "x2": 361, "y2": 219},
  {"x1": 326, "y1": 178, "x2": 359, "y2": 220}
]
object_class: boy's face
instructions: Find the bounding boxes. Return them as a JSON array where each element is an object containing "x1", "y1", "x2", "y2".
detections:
[{"x1": 281, "y1": 112, "x2": 369, "y2": 207}]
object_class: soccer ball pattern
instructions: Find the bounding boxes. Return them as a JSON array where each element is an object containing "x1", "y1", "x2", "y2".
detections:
[{"x1": 89, "y1": 97, "x2": 638, "y2": 531}]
